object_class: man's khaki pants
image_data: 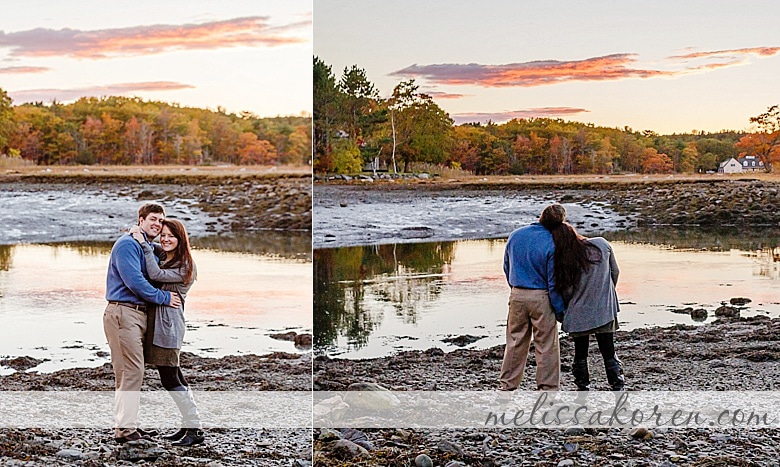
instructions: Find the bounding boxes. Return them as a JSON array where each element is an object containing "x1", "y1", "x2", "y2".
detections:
[
  {"x1": 103, "y1": 302, "x2": 146, "y2": 438},
  {"x1": 499, "y1": 288, "x2": 560, "y2": 391}
]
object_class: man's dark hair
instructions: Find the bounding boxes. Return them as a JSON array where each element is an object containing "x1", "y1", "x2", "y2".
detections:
[{"x1": 138, "y1": 203, "x2": 165, "y2": 220}]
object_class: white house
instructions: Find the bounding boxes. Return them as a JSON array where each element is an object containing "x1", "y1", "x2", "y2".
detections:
[
  {"x1": 718, "y1": 155, "x2": 766, "y2": 174},
  {"x1": 718, "y1": 157, "x2": 742, "y2": 174}
]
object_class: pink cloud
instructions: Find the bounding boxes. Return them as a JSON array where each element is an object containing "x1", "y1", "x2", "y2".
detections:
[
  {"x1": 0, "y1": 66, "x2": 49, "y2": 74},
  {"x1": 669, "y1": 47, "x2": 780, "y2": 60},
  {"x1": 422, "y1": 90, "x2": 470, "y2": 99},
  {"x1": 391, "y1": 54, "x2": 671, "y2": 87},
  {"x1": 0, "y1": 17, "x2": 310, "y2": 59},
  {"x1": 453, "y1": 107, "x2": 589, "y2": 125},
  {"x1": 9, "y1": 81, "x2": 194, "y2": 103}
]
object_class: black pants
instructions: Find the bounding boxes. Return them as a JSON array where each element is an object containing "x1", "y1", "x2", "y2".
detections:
[
  {"x1": 158, "y1": 366, "x2": 188, "y2": 391},
  {"x1": 573, "y1": 332, "x2": 616, "y2": 362}
]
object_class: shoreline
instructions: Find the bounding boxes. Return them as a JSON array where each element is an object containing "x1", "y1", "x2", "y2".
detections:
[
  {"x1": 0, "y1": 352, "x2": 313, "y2": 466},
  {"x1": 313, "y1": 317, "x2": 780, "y2": 466},
  {"x1": 314, "y1": 174, "x2": 780, "y2": 248},
  {"x1": 2, "y1": 166, "x2": 312, "y2": 233}
]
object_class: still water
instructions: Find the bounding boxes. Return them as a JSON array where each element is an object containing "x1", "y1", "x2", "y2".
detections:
[
  {"x1": 0, "y1": 235, "x2": 312, "y2": 374},
  {"x1": 315, "y1": 230, "x2": 780, "y2": 359}
]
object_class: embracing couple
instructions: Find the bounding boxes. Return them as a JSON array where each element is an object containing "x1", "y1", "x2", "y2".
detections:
[
  {"x1": 103, "y1": 202, "x2": 204, "y2": 446},
  {"x1": 500, "y1": 204, "x2": 624, "y2": 396}
]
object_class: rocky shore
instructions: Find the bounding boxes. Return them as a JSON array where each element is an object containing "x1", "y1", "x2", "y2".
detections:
[
  {"x1": 0, "y1": 352, "x2": 313, "y2": 466},
  {"x1": 313, "y1": 316, "x2": 780, "y2": 466},
  {"x1": 1, "y1": 169, "x2": 311, "y2": 232},
  {"x1": 315, "y1": 176, "x2": 780, "y2": 240}
]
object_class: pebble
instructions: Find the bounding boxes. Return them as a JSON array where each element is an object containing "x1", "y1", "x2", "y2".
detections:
[
  {"x1": 557, "y1": 460, "x2": 574, "y2": 467},
  {"x1": 415, "y1": 453, "x2": 434, "y2": 467}
]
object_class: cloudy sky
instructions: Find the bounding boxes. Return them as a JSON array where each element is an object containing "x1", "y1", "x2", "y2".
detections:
[
  {"x1": 0, "y1": 0, "x2": 311, "y2": 117},
  {"x1": 315, "y1": 0, "x2": 780, "y2": 134}
]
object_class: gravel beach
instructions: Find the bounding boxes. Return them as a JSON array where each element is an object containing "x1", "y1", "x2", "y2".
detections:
[
  {"x1": 0, "y1": 352, "x2": 313, "y2": 466},
  {"x1": 313, "y1": 317, "x2": 780, "y2": 466}
]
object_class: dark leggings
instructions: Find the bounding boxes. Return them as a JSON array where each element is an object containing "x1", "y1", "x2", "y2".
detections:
[
  {"x1": 157, "y1": 366, "x2": 189, "y2": 391},
  {"x1": 573, "y1": 332, "x2": 616, "y2": 362}
]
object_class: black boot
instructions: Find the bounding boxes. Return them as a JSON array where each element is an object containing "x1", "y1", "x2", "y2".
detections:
[
  {"x1": 571, "y1": 359, "x2": 590, "y2": 391},
  {"x1": 171, "y1": 428, "x2": 205, "y2": 447},
  {"x1": 167, "y1": 385, "x2": 203, "y2": 443},
  {"x1": 604, "y1": 356, "x2": 625, "y2": 391},
  {"x1": 162, "y1": 428, "x2": 187, "y2": 441}
]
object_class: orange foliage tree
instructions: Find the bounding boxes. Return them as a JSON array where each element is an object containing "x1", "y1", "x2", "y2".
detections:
[{"x1": 641, "y1": 148, "x2": 673, "y2": 174}]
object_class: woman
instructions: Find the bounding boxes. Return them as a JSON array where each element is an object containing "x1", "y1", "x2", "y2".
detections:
[
  {"x1": 131, "y1": 219, "x2": 204, "y2": 446},
  {"x1": 541, "y1": 209, "x2": 625, "y2": 391}
]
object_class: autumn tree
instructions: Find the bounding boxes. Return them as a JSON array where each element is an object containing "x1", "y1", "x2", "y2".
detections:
[
  {"x1": 641, "y1": 148, "x2": 673, "y2": 174},
  {"x1": 736, "y1": 105, "x2": 780, "y2": 171},
  {"x1": 0, "y1": 88, "x2": 13, "y2": 153}
]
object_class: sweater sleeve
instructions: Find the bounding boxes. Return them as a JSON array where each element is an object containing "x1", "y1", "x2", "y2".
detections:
[
  {"x1": 608, "y1": 243, "x2": 620, "y2": 286},
  {"x1": 141, "y1": 243, "x2": 187, "y2": 284},
  {"x1": 115, "y1": 240, "x2": 171, "y2": 305}
]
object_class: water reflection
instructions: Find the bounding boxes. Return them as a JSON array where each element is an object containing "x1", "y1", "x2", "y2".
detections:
[
  {"x1": 314, "y1": 243, "x2": 455, "y2": 350},
  {"x1": 0, "y1": 236, "x2": 312, "y2": 373},
  {"x1": 314, "y1": 231, "x2": 780, "y2": 359}
]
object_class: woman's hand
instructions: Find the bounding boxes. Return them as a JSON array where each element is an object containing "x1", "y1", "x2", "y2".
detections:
[
  {"x1": 129, "y1": 225, "x2": 141, "y2": 234},
  {"x1": 131, "y1": 232, "x2": 145, "y2": 243}
]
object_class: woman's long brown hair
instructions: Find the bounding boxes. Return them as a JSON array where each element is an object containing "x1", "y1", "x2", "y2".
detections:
[
  {"x1": 548, "y1": 222, "x2": 600, "y2": 294},
  {"x1": 160, "y1": 219, "x2": 195, "y2": 284}
]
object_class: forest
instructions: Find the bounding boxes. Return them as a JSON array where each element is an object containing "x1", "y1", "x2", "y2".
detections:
[
  {"x1": 313, "y1": 57, "x2": 780, "y2": 175},
  {"x1": 0, "y1": 88, "x2": 311, "y2": 166}
]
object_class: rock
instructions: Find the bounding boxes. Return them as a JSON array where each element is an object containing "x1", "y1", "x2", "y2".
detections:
[
  {"x1": 564, "y1": 426, "x2": 585, "y2": 435},
  {"x1": 730, "y1": 297, "x2": 752, "y2": 306},
  {"x1": 294, "y1": 333, "x2": 313, "y2": 348},
  {"x1": 690, "y1": 308, "x2": 708, "y2": 321},
  {"x1": 442, "y1": 334, "x2": 486, "y2": 347},
  {"x1": 318, "y1": 428, "x2": 342, "y2": 442},
  {"x1": 0, "y1": 356, "x2": 48, "y2": 371},
  {"x1": 557, "y1": 460, "x2": 574, "y2": 467},
  {"x1": 670, "y1": 307, "x2": 693, "y2": 314},
  {"x1": 437, "y1": 440, "x2": 463, "y2": 455},
  {"x1": 340, "y1": 428, "x2": 374, "y2": 451},
  {"x1": 55, "y1": 449, "x2": 83, "y2": 460},
  {"x1": 714, "y1": 306, "x2": 739, "y2": 318},
  {"x1": 330, "y1": 439, "x2": 369, "y2": 460},
  {"x1": 445, "y1": 462, "x2": 467, "y2": 467},
  {"x1": 269, "y1": 331, "x2": 297, "y2": 341},
  {"x1": 563, "y1": 442, "x2": 579, "y2": 452},
  {"x1": 344, "y1": 382, "x2": 401, "y2": 409},
  {"x1": 117, "y1": 439, "x2": 166, "y2": 461},
  {"x1": 629, "y1": 427, "x2": 654, "y2": 440},
  {"x1": 415, "y1": 454, "x2": 434, "y2": 467}
]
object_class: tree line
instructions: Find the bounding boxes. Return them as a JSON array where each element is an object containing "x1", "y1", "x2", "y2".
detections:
[
  {"x1": 0, "y1": 88, "x2": 311, "y2": 166},
  {"x1": 313, "y1": 57, "x2": 780, "y2": 174}
]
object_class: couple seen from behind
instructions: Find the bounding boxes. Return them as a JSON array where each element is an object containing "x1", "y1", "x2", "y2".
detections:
[
  {"x1": 500, "y1": 204, "x2": 624, "y2": 397},
  {"x1": 103, "y1": 202, "x2": 204, "y2": 446}
]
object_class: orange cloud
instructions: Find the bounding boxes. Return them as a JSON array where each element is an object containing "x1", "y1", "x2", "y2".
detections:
[
  {"x1": 669, "y1": 47, "x2": 780, "y2": 60},
  {"x1": 0, "y1": 66, "x2": 49, "y2": 74},
  {"x1": 9, "y1": 81, "x2": 194, "y2": 103},
  {"x1": 0, "y1": 17, "x2": 310, "y2": 59},
  {"x1": 453, "y1": 107, "x2": 589, "y2": 125},
  {"x1": 391, "y1": 54, "x2": 673, "y2": 87}
]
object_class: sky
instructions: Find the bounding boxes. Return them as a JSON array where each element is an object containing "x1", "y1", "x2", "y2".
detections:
[
  {"x1": 315, "y1": 0, "x2": 780, "y2": 134},
  {"x1": 0, "y1": 0, "x2": 311, "y2": 117}
]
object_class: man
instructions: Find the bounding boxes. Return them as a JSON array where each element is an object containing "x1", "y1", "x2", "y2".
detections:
[
  {"x1": 499, "y1": 204, "x2": 566, "y2": 396},
  {"x1": 104, "y1": 203, "x2": 181, "y2": 443}
]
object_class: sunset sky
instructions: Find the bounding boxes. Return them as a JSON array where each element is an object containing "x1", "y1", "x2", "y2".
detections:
[
  {"x1": 315, "y1": 0, "x2": 780, "y2": 134},
  {"x1": 0, "y1": 0, "x2": 311, "y2": 117}
]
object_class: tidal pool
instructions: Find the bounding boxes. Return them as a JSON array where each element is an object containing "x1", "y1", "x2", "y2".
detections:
[
  {"x1": 314, "y1": 231, "x2": 780, "y2": 359},
  {"x1": 0, "y1": 235, "x2": 312, "y2": 374}
]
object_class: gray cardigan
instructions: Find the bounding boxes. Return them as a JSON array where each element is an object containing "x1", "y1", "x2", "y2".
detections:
[
  {"x1": 141, "y1": 243, "x2": 196, "y2": 349},
  {"x1": 561, "y1": 237, "x2": 620, "y2": 334}
]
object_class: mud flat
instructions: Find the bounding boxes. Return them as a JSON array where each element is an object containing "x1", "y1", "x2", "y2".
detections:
[
  {"x1": 315, "y1": 175, "x2": 780, "y2": 247},
  {"x1": 2, "y1": 167, "x2": 312, "y2": 233},
  {"x1": 313, "y1": 317, "x2": 780, "y2": 466},
  {"x1": 0, "y1": 352, "x2": 313, "y2": 466}
]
